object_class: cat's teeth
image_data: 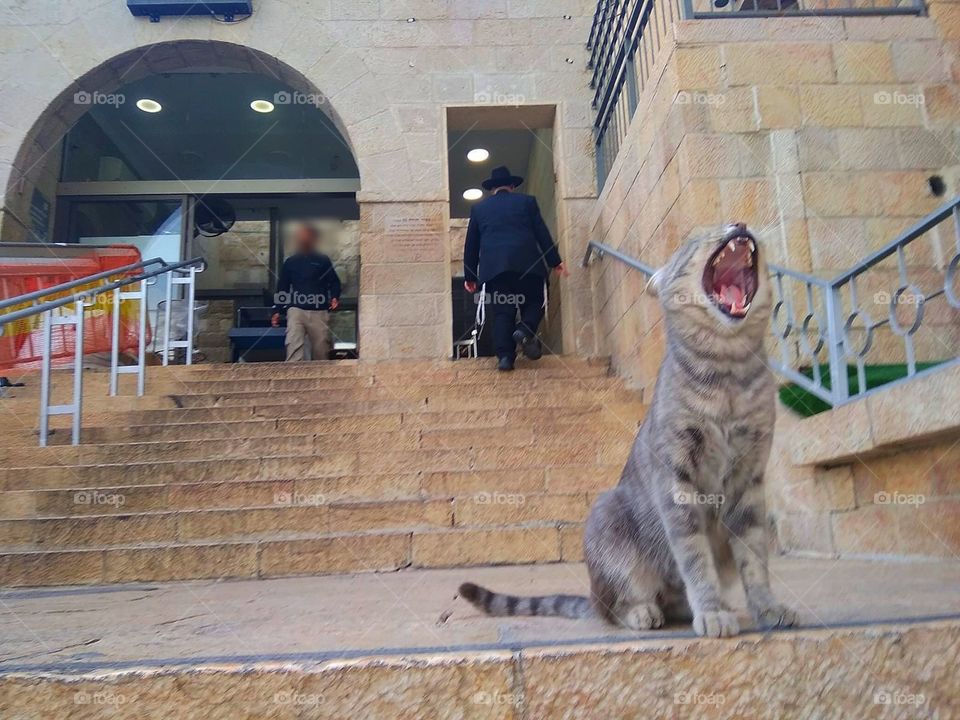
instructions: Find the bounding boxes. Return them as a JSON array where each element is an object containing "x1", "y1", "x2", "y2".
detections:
[
  {"x1": 727, "y1": 240, "x2": 737, "y2": 253},
  {"x1": 713, "y1": 254, "x2": 722, "y2": 266},
  {"x1": 748, "y1": 240, "x2": 756, "y2": 253}
]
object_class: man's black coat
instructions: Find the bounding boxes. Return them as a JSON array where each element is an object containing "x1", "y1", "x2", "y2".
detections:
[{"x1": 463, "y1": 191, "x2": 562, "y2": 284}]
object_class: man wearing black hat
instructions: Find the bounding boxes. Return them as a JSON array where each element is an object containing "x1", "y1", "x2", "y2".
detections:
[{"x1": 463, "y1": 166, "x2": 568, "y2": 371}]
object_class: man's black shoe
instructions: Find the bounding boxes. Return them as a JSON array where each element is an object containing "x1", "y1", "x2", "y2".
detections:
[
  {"x1": 512, "y1": 329, "x2": 543, "y2": 360},
  {"x1": 497, "y1": 356, "x2": 515, "y2": 372}
]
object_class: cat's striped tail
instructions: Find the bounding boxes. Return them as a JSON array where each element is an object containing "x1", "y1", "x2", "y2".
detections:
[{"x1": 458, "y1": 582, "x2": 591, "y2": 619}]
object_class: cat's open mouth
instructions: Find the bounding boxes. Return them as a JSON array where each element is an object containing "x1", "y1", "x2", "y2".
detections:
[{"x1": 702, "y1": 228, "x2": 758, "y2": 319}]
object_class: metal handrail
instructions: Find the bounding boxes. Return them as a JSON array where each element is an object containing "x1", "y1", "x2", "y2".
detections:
[
  {"x1": 833, "y1": 201, "x2": 960, "y2": 285},
  {"x1": 0, "y1": 257, "x2": 205, "y2": 328},
  {"x1": 583, "y1": 197, "x2": 960, "y2": 408},
  {"x1": 582, "y1": 238, "x2": 658, "y2": 276},
  {"x1": 583, "y1": 197, "x2": 960, "y2": 294},
  {"x1": 0, "y1": 257, "x2": 167, "y2": 312},
  {"x1": 0, "y1": 257, "x2": 206, "y2": 446}
]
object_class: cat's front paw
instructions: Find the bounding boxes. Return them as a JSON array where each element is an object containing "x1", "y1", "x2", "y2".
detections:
[
  {"x1": 620, "y1": 602, "x2": 665, "y2": 631},
  {"x1": 693, "y1": 610, "x2": 739, "y2": 638},
  {"x1": 753, "y1": 603, "x2": 798, "y2": 629}
]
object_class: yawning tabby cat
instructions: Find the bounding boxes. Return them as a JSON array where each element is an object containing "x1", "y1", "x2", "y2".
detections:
[{"x1": 459, "y1": 224, "x2": 797, "y2": 638}]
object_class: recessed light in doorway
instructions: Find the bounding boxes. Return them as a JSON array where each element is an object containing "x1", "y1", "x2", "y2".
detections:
[
  {"x1": 250, "y1": 99, "x2": 275, "y2": 113},
  {"x1": 136, "y1": 98, "x2": 162, "y2": 113},
  {"x1": 463, "y1": 188, "x2": 483, "y2": 201},
  {"x1": 467, "y1": 148, "x2": 489, "y2": 163},
  {"x1": 406, "y1": 17, "x2": 416, "y2": 22}
]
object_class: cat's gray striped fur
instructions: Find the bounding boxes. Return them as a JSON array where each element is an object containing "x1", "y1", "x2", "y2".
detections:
[{"x1": 460, "y1": 224, "x2": 797, "y2": 638}]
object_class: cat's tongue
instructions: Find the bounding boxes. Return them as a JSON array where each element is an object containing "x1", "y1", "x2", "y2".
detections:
[{"x1": 719, "y1": 284, "x2": 745, "y2": 307}]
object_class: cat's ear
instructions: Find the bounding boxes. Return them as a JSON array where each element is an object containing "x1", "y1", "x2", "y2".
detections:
[{"x1": 645, "y1": 269, "x2": 662, "y2": 298}]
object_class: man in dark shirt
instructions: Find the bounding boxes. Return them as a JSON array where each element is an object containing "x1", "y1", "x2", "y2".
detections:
[
  {"x1": 271, "y1": 224, "x2": 342, "y2": 361},
  {"x1": 463, "y1": 166, "x2": 567, "y2": 371}
]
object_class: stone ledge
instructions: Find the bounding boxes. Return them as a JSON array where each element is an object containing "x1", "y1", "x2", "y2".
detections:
[
  {"x1": 790, "y1": 363, "x2": 960, "y2": 466},
  {"x1": 0, "y1": 621, "x2": 957, "y2": 718},
  {"x1": 1, "y1": 557, "x2": 957, "y2": 669}
]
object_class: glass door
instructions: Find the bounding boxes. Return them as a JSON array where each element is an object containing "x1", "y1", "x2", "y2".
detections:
[{"x1": 60, "y1": 196, "x2": 186, "y2": 313}]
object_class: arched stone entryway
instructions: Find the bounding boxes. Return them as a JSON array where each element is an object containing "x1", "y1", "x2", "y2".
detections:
[{"x1": 2, "y1": 38, "x2": 452, "y2": 360}]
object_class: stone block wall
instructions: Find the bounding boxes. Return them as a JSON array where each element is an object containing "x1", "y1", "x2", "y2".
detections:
[
  {"x1": 586, "y1": 7, "x2": 960, "y2": 560},
  {"x1": 588, "y1": 10, "x2": 960, "y2": 393},
  {"x1": 766, "y1": 366, "x2": 960, "y2": 559},
  {"x1": 196, "y1": 299, "x2": 234, "y2": 364},
  {"x1": 359, "y1": 201, "x2": 451, "y2": 359}
]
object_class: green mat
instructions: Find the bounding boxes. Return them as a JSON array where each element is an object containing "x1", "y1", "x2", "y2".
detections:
[{"x1": 778, "y1": 362, "x2": 944, "y2": 417}]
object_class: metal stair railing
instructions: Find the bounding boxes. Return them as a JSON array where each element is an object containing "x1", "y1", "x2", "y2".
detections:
[
  {"x1": 582, "y1": 197, "x2": 960, "y2": 408},
  {"x1": 0, "y1": 257, "x2": 206, "y2": 446}
]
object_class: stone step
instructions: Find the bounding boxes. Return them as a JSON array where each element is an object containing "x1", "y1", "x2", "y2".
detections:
[
  {"x1": 0, "y1": 443, "x2": 629, "y2": 489},
  {"x1": 0, "y1": 492, "x2": 595, "y2": 552},
  {"x1": 2, "y1": 432, "x2": 633, "y2": 470},
  {"x1": 0, "y1": 467, "x2": 621, "y2": 519},
  {"x1": 167, "y1": 387, "x2": 634, "y2": 409},
  {"x1": 11, "y1": 392, "x2": 643, "y2": 436},
  {"x1": 9, "y1": 355, "x2": 610, "y2": 389},
  {"x1": 71, "y1": 399, "x2": 647, "y2": 431},
  {"x1": 0, "y1": 499, "x2": 449, "y2": 549},
  {"x1": 7, "y1": 366, "x2": 619, "y2": 401},
  {"x1": 43, "y1": 403, "x2": 644, "y2": 444},
  {"x1": 0, "y1": 558, "x2": 957, "y2": 718},
  {"x1": 169, "y1": 354, "x2": 611, "y2": 379},
  {"x1": 0, "y1": 523, "x2": 584, "y2": 586},
  {"x1": 174, "y1": 375, "x2": 623, "y2": 399}
]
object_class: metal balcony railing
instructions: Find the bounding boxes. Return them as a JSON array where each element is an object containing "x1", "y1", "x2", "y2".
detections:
[
  {"x1": 582, "y1": 198, "x2": 960, "y2": 409},
  {"x1": 0, "y1": 257, "x2": 206, "y2": 446},
  {"x1": 590, "y1": 0, "x2": 682, "y2": 190},
  {"x1": 588, "y1": 0, "x2": 926, "y2": 189}
]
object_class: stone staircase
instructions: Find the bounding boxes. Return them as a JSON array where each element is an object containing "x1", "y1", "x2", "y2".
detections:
[{"x1": 0, "y1": 356, "x2": 644, "y2": 587}]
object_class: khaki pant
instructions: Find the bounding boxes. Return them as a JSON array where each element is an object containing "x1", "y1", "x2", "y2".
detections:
[{"x1": 285, "y1": 307, "x2": 331, "y2": 362}]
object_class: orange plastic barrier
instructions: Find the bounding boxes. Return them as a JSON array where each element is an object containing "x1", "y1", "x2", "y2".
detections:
[{"x1": 0, "y1": 245, "x2": 150, "y2": 372}]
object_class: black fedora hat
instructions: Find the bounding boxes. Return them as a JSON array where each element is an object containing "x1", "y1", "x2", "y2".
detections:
[{"x1": 481, "y1": 165, "x2": 524, "y2": 191}]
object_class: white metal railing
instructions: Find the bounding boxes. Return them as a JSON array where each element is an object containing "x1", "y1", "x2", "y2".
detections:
[
  {"x1": 583, "y1": 198, "x2": 960, "y2": 408},
  {"x1": 0, "y1": 257, "x2": 205, "y2": 446}
]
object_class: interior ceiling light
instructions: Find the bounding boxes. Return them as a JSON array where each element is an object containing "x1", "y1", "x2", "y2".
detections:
[
  {"x1": 407, "y1": 17, "x2": 416, "y2": 22},
  {"x1": 467, "y1": 148, "x2": 489, "y2": 163},
  {"x1": 463, "y1": 188, "x2": 483, "y2": 201},
  {"x1": 136, "y1": 98, "x2": 162, "y2": 113},
  {"x1": 250, "y1": 99, "x2": 275, "y2": 113}
]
